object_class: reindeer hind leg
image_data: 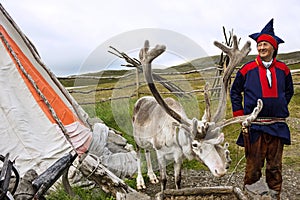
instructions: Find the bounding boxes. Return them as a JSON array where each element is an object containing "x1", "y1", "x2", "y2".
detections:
[{"x1": 136, "y1": 146, "x2": 146, "y2": 190}]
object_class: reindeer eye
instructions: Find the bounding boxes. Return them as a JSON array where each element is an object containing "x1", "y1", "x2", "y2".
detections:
[
  {"x1": 224, "y1": 142, "x2": 229, "y2": 149},
  {"x1": 192, "y1": 141, "x2": 203, "y2": 154}
]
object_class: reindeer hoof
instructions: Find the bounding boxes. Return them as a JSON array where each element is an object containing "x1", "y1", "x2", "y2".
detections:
[
  {"x1": 148, "y1": 172, "x2": 159, "y2": 184},
  {"x1": 136, "y1": 175, "x2": 146, "y2": 190},
  {"x1": 137, "y1": 184, "x2": 146, "y2": 190},
  {"x1": 150, "y1": 178, "x2": 159, "y2": 184}
]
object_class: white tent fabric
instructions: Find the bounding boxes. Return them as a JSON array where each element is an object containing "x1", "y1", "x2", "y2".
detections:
[
  {"x1": 0, "y1": 3, "x2": 137, "y2": 179},
  {"x1": 0, "y1": 6, "x2": 74, "y2": 176},
  {"x1": 88, "y1": 123, "x2": 137, "y2": 178}
]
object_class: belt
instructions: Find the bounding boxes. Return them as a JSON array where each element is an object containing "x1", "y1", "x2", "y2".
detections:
[{"x1": 251, "y1": 117, "x2": 286, "y2": 125}]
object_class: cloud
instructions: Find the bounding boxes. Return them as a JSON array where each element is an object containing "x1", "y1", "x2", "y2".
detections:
[{"x1": 1, "y1": 0, "x2": 300, "y2": 76}]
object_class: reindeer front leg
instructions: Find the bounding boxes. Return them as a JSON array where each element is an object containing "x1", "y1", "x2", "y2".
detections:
[
  {"x1": 157, "y1": 152, "x2": 167, "y2": 191},
  {"x1": 174, "y1": 158, "x2": 183, "y2": 189}
]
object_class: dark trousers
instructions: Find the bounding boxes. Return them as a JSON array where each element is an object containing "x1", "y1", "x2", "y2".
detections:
[{"x1": 243, "y1": 132, "x2": 284, "y2": 195}]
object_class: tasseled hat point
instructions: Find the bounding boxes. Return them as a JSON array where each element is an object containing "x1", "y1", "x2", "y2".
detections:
[{"x1": 249, "y1": 18, "x2": 284, "y2": 50}]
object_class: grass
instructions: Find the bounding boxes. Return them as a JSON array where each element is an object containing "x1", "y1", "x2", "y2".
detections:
[
  {"x1": 46, "y1": 185, "x2": 114, "y2": 200},
  {"x1": 50, "y1": 52, "x2": 300, "y2": 199}
]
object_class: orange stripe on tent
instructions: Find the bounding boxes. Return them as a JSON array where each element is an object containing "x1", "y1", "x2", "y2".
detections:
[{"x1": 0, "y1": 25, "x2": 77, "y2": 125}]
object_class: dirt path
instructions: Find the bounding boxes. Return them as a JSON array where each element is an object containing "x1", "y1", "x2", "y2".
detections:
[{"x1": 141, "y1": 167, "x2": 300, "y2": 199}]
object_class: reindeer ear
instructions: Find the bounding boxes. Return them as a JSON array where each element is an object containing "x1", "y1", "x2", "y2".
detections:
[
  {"x1": 192, "y1": 118, "x2": 207, "y2": 139},
  {"x1": 192, "y1": 118, "x2": 198, "y2": 135}
]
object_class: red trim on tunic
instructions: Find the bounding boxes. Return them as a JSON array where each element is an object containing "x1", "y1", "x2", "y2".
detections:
[
  {"x1": 233, "y1": 110, "x2": 244, "y2": 117},
  {"x1": 257, "y1": 58, "x2": 278, "y2": 98},
  {"x1": 240, "y1": 61, "x2": 257, "y2": 76},
  {"x1": 275, "y1": 61, "x2": 291, "y2": 76}
]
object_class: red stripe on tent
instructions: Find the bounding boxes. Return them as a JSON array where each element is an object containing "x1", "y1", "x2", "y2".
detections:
[{"x1": 0, "y1": 25, "x2": 77, "y2": 125}]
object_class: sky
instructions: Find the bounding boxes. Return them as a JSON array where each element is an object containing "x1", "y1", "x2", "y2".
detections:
[{"x1": 1, "y1": 0, "x2": 300, "y2": 76}]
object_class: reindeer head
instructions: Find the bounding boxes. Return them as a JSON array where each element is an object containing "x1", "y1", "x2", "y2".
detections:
[{"x1": 139, "y1": 37, "x2": 262, "y2": 177}]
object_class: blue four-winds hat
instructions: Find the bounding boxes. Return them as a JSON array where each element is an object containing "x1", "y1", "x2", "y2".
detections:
[{"x1": 249, "y1": 18, "x2": 284, "y2": 50}]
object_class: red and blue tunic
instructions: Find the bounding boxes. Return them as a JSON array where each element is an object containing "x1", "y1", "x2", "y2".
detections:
[{"x1": 230, "y1": 55, "x2": 294, "y2": 146}]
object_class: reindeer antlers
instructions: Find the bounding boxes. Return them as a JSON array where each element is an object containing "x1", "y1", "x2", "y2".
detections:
[
  {"x1": 213, "y1": 36, "x2": 263, "y2": 129},
  {"x1": 214, "y1": 36, "x2": 251, "y2": 83},
  {"x1": 214, "y1": 35, "x2": 251, "y2": 58},
  {"x1": 140, "y1": 40, "x2": 191, "y2": 128},
  {"x1": 139, "y1": 40, "x2": 166, "y2": 63},
  {"x1": 212, "y1": 36, "x2": 251, "y2": 123},
  {"x1": 217, "y1": 99, "x2": 263, "y2": 128}
]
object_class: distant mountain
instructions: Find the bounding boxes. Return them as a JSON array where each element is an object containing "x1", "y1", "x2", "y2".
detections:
[
  {"x1": 167, "y1": 51, "x2": 300, "y2": 72},
  {"x1": 59, "y1": 51, "x2": 300, "y2": 80}
]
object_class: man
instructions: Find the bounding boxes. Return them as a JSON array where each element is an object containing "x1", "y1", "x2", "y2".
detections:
[{"x1": 230, "y1": 19, "x2": 294, "y2": 199}]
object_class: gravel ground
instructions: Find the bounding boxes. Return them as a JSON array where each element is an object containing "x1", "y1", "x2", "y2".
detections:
[{"x1": 142, "y1": 167, "x2": 300, "y2": 199}]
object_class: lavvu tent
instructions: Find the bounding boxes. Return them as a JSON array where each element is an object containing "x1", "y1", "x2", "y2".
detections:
[{"x1": 0, "y1": 3, "x2": 139, "y2": 199}]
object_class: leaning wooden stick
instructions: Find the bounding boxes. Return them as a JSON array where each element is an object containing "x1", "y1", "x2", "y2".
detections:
[{"x1": 108, "y1": 46, "x2": 189, "y2": 97}]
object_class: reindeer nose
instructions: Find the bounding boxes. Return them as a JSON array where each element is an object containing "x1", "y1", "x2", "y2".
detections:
[{"x1": 214, "y1": 169, "x2": 226, "y2": 177}]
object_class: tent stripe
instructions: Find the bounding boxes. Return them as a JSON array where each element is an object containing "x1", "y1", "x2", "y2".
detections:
[{"x1": 0, "y1": 25, "x2": 78, "y2": 126}]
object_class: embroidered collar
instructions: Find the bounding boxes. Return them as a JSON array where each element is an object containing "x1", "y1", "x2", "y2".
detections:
[
  {"x1": 262, "y1": 59, "x2": 273, "y2": 69},
  {"x1": 256, "y1": 56, "x2": 276, "y2": 69}
]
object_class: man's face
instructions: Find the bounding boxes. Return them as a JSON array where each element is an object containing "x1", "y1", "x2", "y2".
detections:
[{"x1": 257, "y1": 41, "x2": 275, "y2": 62}]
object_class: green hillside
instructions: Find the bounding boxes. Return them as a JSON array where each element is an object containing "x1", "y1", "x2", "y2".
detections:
[
  {"x1": 53, "y1": 50, "x2": 300, "y2": 199},
  {"x1": 66, "y1": 51, "x2": 300, "y2": 76}
]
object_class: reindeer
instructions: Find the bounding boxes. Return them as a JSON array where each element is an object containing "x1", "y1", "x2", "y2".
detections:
[{"x1": 132, "y1": 36, "x2": 263, "y2": 191}]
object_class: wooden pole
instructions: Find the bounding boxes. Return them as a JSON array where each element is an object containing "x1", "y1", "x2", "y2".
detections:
[
  {"x1": 155, "y1": 186, "x2": 248, "y2": 200},
  {"x1": 136, "y1": 67, "x2": 140, "y2": 99}
]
